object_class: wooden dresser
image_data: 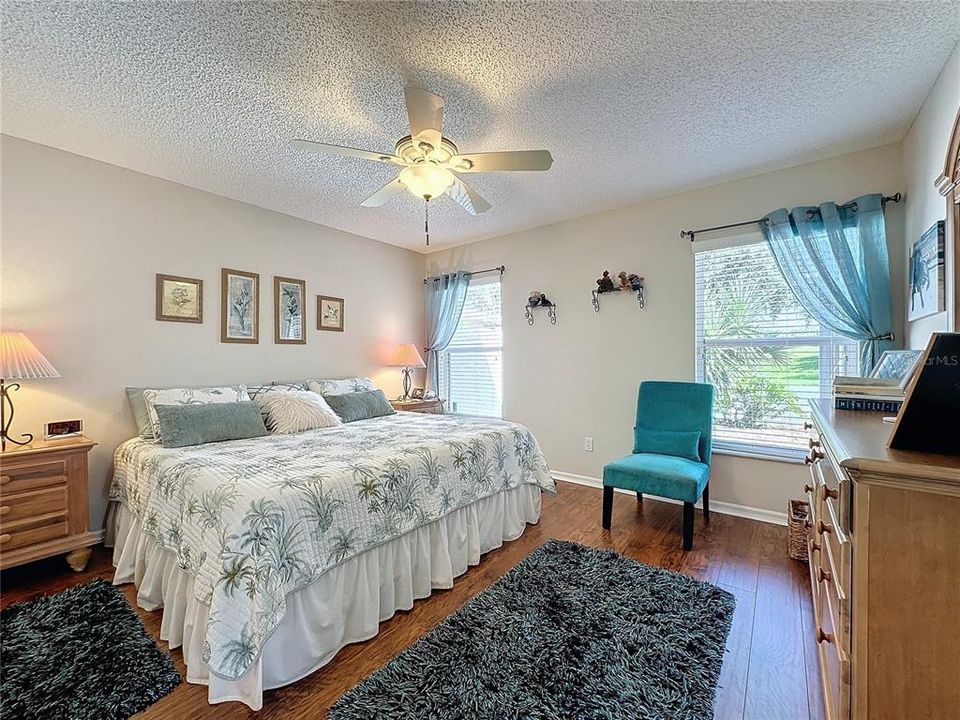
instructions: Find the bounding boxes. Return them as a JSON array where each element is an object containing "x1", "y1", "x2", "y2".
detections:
[
  {"x1": 805, "y1": 400, "x2": 960, "y2": 720},
  {"x1": 0, "y1": 436, "x2": 98, "y2": 572},
  {"x1": 390, "y1": 398, "x2": 444, "y2": 414}
]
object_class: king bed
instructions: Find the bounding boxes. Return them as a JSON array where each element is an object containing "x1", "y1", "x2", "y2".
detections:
[{"x1": 109, "y1": 409, "x2": 554, "y2": 710}]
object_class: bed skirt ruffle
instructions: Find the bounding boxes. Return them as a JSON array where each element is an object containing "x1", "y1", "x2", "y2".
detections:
[{"x1": 110, "y1": 483, "x2": 542, "y2": 710}]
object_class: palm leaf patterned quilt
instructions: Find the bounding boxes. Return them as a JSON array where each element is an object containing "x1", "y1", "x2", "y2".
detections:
[{"x1": 110, "y1": 412, "x2": 554, "y2": 680}]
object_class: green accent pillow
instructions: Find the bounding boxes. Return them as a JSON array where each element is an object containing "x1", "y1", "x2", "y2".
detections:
[
  {"x1": 633, "y1": 425, "x2": 701, "y2": 462},
  {"x1": 154, "y1": 402, "x2": 268, "y2": 448},
  {"x1": 325, "y1": 389, "x2": 396, "y2": 423}
]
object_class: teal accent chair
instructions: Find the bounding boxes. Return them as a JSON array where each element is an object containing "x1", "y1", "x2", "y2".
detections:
[{"x1": 602, "y1": 381, "x2": 714, "y2": 550}]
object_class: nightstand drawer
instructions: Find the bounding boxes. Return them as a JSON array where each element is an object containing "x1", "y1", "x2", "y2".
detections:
[
  {"x1": 0, "y1": 516, "x2": 69, "y2": 550},
  {"x1": 1, "y1": 485, "x2": 69, "y2": 526},
  {"x1": 0, "y1": 459, "x2": 69, "y2": 496}
]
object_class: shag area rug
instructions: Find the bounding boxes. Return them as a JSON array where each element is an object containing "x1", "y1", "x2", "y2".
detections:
[
  {"x1": 1, "y1": 578, "x2": 180, "y2": 719},
  {"x1": 330, "y1": 539, "x2": 735, "y2": 720}
]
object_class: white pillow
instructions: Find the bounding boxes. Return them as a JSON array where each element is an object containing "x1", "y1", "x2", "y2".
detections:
[
  {"x1": 254, "y1": 390, "x2": 342, "y2": 434},
  {"x1": 143, "y1": 385, "x2": 250, "y2": 440},
  {"x1": 307, "y1": 377, "x2": 375, "y2": 396}
]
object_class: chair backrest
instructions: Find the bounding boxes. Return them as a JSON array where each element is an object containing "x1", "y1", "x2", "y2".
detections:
[{"x1": 635, "y1": 381, "x2": 715, "y2": 464}]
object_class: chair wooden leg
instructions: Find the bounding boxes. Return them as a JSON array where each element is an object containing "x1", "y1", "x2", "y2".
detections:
[
  {"x1": 636, "y1": 491, "x2": 643, "y2": 503},
  {"x1": 682, "y1": 501, "x2": 694, "y2": 551},
  {"x1": 702, "y1": 483, "x2": 710, "y2": 524},
  {"x1": 602, "y1": 486, "x2": 614, "y2": 529}
]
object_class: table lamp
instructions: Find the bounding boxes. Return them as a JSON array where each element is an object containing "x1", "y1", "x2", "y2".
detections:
[
  {"x1": 0, "y1": 332, "x2": 61, "y2": 451},
  {"x1": 388, "y1": 343, "x2": 426, "y2": 401}
]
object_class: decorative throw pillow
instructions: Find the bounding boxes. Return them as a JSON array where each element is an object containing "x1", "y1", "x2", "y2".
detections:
[
  {"x1": 155, "y1": 402, "x2": 268, "y2": 448},
  {"x1": 247, "y1": 383, "x2": 307, "y2": 421},
  {"x1": 254, "y1": 389, "x2": 342, "y2": 434},
  {"x1": 325, "y1": 389, "x2": 396, "y2": 423},
  {"x1": 306, "y1": 377, "x2": 376, "y2": 397},
  {"x1": 633, "y1": 426, "x2": 702, "y2": 462},
  {"x1": 126, "y1": 384, "x2": 247, "y2": 439},
  {"x1": 142, "y1": 385, "x2": 250, "y2": 440}
]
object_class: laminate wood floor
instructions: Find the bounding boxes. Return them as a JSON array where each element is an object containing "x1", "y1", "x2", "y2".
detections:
[{"x1": 0, "y1": 481, "x2": 824, "y2": 720}]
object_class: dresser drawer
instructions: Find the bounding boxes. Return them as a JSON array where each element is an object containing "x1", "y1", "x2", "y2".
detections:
[
  {"x1": 0, "y1": 459, "x2": 69, "y2": 496},
  {"x1": 816, "y1": 576, "x2": 850, "y2": 720},
  {"x1": 0, "y1": 485, "x2": 68, "y2": 525},
  {"x1": 0, "y1": 516, "x2": 69, "y2": 551}
]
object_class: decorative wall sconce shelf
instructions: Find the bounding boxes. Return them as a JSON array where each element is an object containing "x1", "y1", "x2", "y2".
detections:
[
  {"x1": 592, "y1": 286, "x2": 645, "y2": 312},
  {"x1": 525, "y1": 301, "x2": 557, "y2": 325}
]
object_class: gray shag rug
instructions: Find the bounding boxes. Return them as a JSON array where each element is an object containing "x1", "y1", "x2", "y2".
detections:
[
  {"x1": 330, "y1": 539, "x2": 735, "y2": 720},
  {"x1": 1, "y1": 578, "x2": 181, "y2": 719}
]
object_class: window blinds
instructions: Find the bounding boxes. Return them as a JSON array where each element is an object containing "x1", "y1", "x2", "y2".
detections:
[
  {"x1": 439, "y1": 277, "x2": 503, "y2": 418},
  {"x1": 694, "y1": 240, "x2": 858, "y2": 457}
]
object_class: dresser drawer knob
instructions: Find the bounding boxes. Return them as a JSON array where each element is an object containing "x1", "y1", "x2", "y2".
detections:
[
  {"x1": 818, "y1": 520, "x2": 833, "y2": 535},
  {"x1": 803, "y1": 483, "x2": 814, "y2": 494},
  {"x1": 808, "y1": 437, "x2": 821, "y2": 449},
  {"x1": 822, "y1": 486, "x2": 838, "y2": 501},
  {"x1": 0, "y1": 506, "x2": 9, "y2": 516},
  {"x1": 0, "y1": 533, "x2": 10, "y2": 545},
  {"x1": 0, "y1": 475, "x2": 10, "y2": 486},
  {"x1": 803, "y1": 421, "x2": 813, "y2": 431},
  {"x1": 809, "y1": 539, "x2": 821, "y2": 553},
  {"x1": 818, "y1": 567, "x2": 832, "y2": 583},
  {"x1": 817, "y1": 628, "x2": 835, "y2": 644}
]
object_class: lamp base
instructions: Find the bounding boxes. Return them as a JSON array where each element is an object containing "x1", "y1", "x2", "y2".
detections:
[
  {"x1": 1, "y1": 379, "x2": 34, "y2": 453},
  {"x1": 400, "y1": 367, "x2": 414, "y2": 401}
]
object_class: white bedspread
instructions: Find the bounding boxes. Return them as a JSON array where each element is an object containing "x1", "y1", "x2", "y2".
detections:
[{"x1": 109, "y1": 412, "x2": 554, "y2": 681}]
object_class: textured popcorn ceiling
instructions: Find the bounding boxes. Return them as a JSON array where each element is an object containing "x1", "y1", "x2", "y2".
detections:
[{"x1": 2, "y1": 2, "x2": 958, "y2": 252}]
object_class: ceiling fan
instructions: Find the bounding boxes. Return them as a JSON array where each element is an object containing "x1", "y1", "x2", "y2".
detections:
[{"x1": 292, "y1": 86, "x2": 554, "y2": 245}]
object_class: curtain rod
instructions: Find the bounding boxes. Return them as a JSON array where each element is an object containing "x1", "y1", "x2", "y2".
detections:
[
  {"x1": 680, "y1": 193, "x2": 902, "y2": 242},
  {"x1": 423, "y1": 265, "x2": 505, "y2": 284}
]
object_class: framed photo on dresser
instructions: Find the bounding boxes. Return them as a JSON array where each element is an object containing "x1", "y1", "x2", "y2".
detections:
[{"x1": 221, "y1": 268, "x2": 260, "y2": 343}]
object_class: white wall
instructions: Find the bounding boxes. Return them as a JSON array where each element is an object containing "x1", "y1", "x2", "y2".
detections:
[
  {"x1": 903, "y1": 42, "x2": 960, "y2": 348},
  {"x1": 427, "y1": 144, "x2": 905, "y2": 514},
  {"x1": 0, "y1": 135, "x2": 425, "y2": 529}
]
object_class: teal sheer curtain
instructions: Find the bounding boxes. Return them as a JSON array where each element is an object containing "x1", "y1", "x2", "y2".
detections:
[
  {"x1": 424, "y1": 271, "x2": 471, "y2": 392},
  {"x1": 762, "y1": 194, "x2": 894, "y2": 374}
]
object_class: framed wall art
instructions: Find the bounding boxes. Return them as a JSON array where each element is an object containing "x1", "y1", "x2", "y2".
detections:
[
  {"x1": 221, "y1": 268, "x2": 260, "y2": 343},
  {"x1": 908, "y1": 220, "x2": 946, "y2": 321},
  {"x1": 156, "y1": 274, "x2": 203, "y2": 323},
  {"x1": 317, "y1": 295, "x2": 344, "y2": 332},
  {"x1": 274, "y1": 276, "x2": 306, "y2": 344}
]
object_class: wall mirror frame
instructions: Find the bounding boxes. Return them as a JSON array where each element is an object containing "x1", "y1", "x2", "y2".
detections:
[{"x1": 934, "y1": 106, "x2": 960, "y2": 331}]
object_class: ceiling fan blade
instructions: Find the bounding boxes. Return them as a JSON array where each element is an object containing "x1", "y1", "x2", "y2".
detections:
[
  {"x1": 360, "y1": 177, "x2": 406, "y2": 207},
  {"x1": 449, "y1": 175, "x2": 491, "y2": 215},
  {"x1": 403, "y1": 86, "x2": 444, "y2": 148},
  {"x1": 292, "y1": 139, "x2": 405, "y2": 165},
  {"x1": 452, "y1": 150, "x2": 553, "y2": 173}
]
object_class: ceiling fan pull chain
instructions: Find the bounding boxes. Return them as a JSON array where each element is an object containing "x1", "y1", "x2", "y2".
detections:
[{"x1": 425, "y1": 198, "x2": 430, "y2": 246}]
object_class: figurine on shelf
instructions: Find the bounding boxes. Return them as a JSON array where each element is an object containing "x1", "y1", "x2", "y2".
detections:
[
  {"x1": 597, "y1": 271, "x2": 616, "y2": 292},
  {"x1": 617, "y1": 271, "x2": 631, "y2": 290},
  {"x1": 627, "y1": 273, "x2": 644, "y2": 291},
  {"x1": 528, "y1": 291, "x2": 543, "y2": 307}
]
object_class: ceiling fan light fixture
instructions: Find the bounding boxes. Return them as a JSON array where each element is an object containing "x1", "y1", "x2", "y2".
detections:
[{"x1": 398, "y1": 164, "x2": 454, "y2": 200}]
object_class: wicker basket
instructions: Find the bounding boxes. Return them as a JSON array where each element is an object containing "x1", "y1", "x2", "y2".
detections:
[{"x1": 788, "y1": 499, "x2": 810, "y2": 562}]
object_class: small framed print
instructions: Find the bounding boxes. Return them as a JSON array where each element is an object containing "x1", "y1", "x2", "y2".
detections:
[
  {"x1": 221, "y1": 268, "x2": 260, "y2": 343},
  {"x1": 156, "y1": 274, "x2": 203, "y2": 323},
  {"x1": 275, "y1": 276, "x2": 306, "y2": 344},
  {"x1": 317, "y1": 295, "x2": 344, "y2": 332}
]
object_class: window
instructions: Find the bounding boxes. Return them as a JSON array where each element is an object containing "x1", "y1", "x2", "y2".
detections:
[
  {"x1": 694, "y1": 239, "x2": 858, "y2": 459},
  {"x1": 438, "y1": 277, "x2": 502, "y2": 417}
]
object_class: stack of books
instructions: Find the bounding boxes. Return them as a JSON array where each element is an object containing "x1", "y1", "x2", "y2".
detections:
[{"x1": 833, "y1": 376, "x2": 906, "y2": 412}]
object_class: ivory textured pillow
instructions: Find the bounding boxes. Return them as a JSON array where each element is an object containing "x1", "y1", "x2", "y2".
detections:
[{"x1": 255, "y1": 390, "x2": 342, "y2": 434}]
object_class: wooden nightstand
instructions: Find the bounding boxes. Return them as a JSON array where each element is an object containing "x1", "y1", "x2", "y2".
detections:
[
  {"x1": 0, "y1": 436, "x2": 98, "y2": 572},
  {"x1": 390, "y1": 398, "x2": 445, "y2": 414}
]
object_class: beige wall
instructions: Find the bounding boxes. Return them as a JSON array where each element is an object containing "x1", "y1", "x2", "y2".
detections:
[
  {"x1": 903, "y1": 42, "x2": 960, "y2": 347},
  {"x1": 427, "y1": 144, "x2": 905, "y2": 514},
  {"x1": 0, "y1": 135, "x2": 425, "y2": 529}
]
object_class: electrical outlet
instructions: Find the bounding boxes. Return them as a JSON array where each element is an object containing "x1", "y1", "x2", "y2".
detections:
[{"x1": 584, "y1": 436, "x2": 594, "y2": 452}]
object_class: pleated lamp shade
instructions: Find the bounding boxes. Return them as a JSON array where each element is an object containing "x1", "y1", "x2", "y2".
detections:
[
  {"x1": 388, "y1": 343, "x2": 426, "y2": 368},
  {"x1": 0, "y1": 332, "x2": 61, "y2": 380}
]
